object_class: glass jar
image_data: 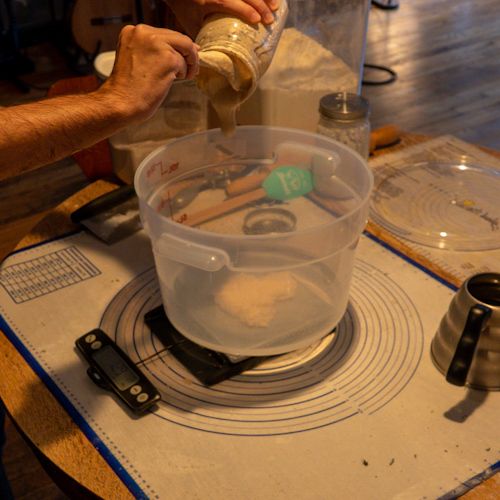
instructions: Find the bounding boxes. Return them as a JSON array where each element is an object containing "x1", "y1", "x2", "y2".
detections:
[
  {"x1": 316, "y1": 92, "x2": 371, "y2": 159},
  {"x1": 196, "y1": 0, "x2": 288, "y2": 134}
]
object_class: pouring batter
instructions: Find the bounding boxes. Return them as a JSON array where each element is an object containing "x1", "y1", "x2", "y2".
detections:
[{"x1": 194, "y1": 0, "x2": 288, "y2": 134}]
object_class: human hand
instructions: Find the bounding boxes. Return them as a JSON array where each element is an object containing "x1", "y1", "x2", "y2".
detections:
[
  {"x1": 99, "y1": 24, "x2": 199, "y2": 123},
  {"x1": 164, "y1": 0, "x2": 281, "y2": 39}
]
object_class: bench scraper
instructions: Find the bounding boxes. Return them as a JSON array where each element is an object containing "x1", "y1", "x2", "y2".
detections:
[{"x1": 71, "y1": 185, "x2": 142, "y2": 244}]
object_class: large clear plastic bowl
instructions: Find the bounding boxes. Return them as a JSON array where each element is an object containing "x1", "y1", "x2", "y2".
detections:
[{"x1": 135, "y1": 126, "x2": 373, "y2": 356}]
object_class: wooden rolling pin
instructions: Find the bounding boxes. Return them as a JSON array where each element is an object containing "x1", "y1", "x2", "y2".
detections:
[{"x1": 369, "y1": 124, "x2": 400, "y2": 153}]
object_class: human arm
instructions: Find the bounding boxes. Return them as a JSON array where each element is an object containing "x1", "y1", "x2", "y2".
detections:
[
  {"x1": 0, "y1": 25, "x2": 198, "y2": 181},
  {"x1": 163, "y1": 0, "x2": 280, "y2": 39}
]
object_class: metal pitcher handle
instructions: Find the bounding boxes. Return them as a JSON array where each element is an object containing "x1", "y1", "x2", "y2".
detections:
[{"x1": 446, "y1": 304, "x2": 492, "y2": 386}]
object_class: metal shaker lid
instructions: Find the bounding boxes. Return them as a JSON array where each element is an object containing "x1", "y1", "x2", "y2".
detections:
[{"x1": 319, "y1": 92, "x2": 370, "y2": 121}]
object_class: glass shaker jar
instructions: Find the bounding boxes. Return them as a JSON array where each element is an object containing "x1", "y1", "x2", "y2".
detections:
[{"x1": 317, "y1": 92, "x2": 371, "y2": 159}]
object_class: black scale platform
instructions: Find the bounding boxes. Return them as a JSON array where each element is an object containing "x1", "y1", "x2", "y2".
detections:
[{"x1": 144, "y1": 306, "x2": 277, "y2": 386}]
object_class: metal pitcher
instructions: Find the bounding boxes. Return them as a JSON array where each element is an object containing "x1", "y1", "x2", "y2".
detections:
[{"x1": 431, "y1": 273, "x2": 500, "y2": 390}]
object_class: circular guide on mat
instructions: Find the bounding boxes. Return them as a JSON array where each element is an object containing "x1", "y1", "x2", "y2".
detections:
[
  {"x1": 370, "y1": 161, "x2": 500, "y2": 250},
  {"x1": 100, "y1": 260, "x2": 423, "y2": 437}
]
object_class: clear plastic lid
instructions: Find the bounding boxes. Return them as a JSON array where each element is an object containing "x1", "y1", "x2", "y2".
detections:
[{"x1": 370, "y1": 161, "x2": 500, "y2": 250}]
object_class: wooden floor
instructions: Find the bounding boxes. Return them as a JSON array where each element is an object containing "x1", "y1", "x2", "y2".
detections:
[
  {"x1": 362, "y1": 0, "x2": 500, "y2": 150},
  {"x1": 0, "y1": 0, "x2": 499, "y2": 498}
]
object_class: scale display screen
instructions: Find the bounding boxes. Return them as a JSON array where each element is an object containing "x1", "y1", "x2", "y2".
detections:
[{"x1": 92, "y1": 345, "x2": 140, "y2": 390}]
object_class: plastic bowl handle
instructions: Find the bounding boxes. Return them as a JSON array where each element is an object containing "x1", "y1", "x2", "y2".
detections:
[{"x1": 154, "y1": 233, "x2": 230, "y2": 272}]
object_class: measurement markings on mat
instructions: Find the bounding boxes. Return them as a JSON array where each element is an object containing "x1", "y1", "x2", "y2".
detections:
[{"x1": 0, "y1": 246, "x2": 101, "y2": 303}]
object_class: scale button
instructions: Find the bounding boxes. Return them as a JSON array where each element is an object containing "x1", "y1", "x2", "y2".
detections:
[
  {"x1": 130, "y1": 385, "x2": 142, "y2": 395},
  {"x1": 137, "y1": 393, "x2": 149, "y2": 403},
  {"x1": 90, "y1": 341, "x2": 102, "y2": 350},
  {"x1": 85, "y1": 334, "x2": 96, "y2": 343}
]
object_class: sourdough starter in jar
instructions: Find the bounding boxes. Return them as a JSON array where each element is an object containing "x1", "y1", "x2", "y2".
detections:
[{"x1": 195, "y1": 0, "x2": 288, "y2": 135}]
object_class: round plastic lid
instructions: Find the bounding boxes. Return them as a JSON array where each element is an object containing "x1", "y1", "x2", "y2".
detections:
[{"x1": 370, "y1": 161, "x2": 500, "y2": 250}]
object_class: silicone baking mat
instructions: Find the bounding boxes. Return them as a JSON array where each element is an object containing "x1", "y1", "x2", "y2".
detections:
[{"x1": 0, "y1": 230, "x2": 499, "y2": 499}]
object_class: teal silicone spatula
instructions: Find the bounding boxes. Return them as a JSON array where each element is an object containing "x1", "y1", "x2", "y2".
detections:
[{"x1": 180, "y1": 166, "x2": 314, "y2": 227}]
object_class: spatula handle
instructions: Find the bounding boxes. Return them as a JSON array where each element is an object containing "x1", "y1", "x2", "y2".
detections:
[{"x1": 180, "y1": 188, "x2": 267, "y2": 227}]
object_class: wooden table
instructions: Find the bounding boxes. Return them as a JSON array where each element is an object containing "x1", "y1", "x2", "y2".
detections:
[{"x1": 0, "y1": 134, "x2": 498, "y2": 499}]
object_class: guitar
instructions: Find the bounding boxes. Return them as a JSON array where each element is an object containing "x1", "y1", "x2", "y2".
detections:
[{"x1": 70, "y1": 0, "x2": 161, "y2": 56}]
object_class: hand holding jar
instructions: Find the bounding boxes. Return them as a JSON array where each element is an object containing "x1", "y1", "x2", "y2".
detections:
[
  {"x1": 193, "y1": 0, "x2": 288, "y2": 134},
  {"x1": 163, "y1": 0, "x2": 280, "y2": 39}
]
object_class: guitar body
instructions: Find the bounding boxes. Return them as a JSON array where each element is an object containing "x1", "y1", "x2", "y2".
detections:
[{"x1": 71, "y1": 0, "x2": 159, "y2": 56}]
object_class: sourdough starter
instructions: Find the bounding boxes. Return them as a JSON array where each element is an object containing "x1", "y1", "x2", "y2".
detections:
[{"x1": 195, "y1": 1, "x2": 288, "y2": 134}]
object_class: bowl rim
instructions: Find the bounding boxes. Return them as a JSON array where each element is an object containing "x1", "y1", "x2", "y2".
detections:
[{"x1": 134, "y1": 125, "x2": 374, "y2": 242}]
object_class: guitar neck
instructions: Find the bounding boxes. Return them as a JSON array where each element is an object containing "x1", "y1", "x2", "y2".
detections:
[{"x1": 71, "y1": 0, "x2": 161, "y2": 56}]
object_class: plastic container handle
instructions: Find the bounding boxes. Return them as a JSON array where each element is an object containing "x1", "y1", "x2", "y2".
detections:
[
  {"x1": 154, "y1": 233, "x2": 230, "y2": 272},
  {"x1": 445, "y1": 304, "x2": 492, "y2": 386}
]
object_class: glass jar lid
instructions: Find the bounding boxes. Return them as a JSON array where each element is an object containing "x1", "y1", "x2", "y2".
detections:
[{"x1": 319, "y1": 92, "x2": 370, "y2": 121}]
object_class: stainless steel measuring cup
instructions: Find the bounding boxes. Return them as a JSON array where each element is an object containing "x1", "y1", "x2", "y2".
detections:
[{"x1": 431, "y1": 273, "x2": 500, "y2": 390}]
